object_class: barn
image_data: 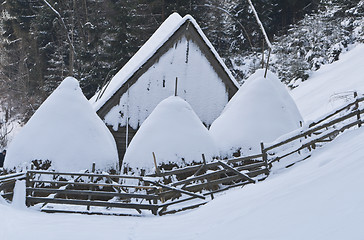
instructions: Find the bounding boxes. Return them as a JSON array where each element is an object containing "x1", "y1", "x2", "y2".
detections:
[{"x1": 90, "y1": 13, "x2": 239, "y2": 166}]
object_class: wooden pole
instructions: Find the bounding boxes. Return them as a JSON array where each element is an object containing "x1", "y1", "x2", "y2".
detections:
[
  {"x1": 262, "y1": 39, "x2": 265, "y2": 69},
  {"x1": 126, "y1": 84, "x2": 130, "y2": 151},
  {"x1": 202, "y1": 154, "x2": 214, "y2": 200},
  {"x1": 247, "y1": 0, "x2": 273, "y2": 49},
  {"x1": 25, "y1": 171, "x2": 30, "y2": 207},
  {"x1": 152, "y1": 152, "x2": 161, "y2": 176},
  {"x1": 174, "y1": 77, "x2": 178, "y2": 96},
  {"x1": 87, "y1": 162, "x2": 96, "y2": 211},
  {"x1": 264, "y1": 48, "x2": 271, "y2": 78},
  {"x1": 354, "y1": 92, "x2": 362, "y2": 128},
  {"x1": 260, "y1": 142, "x2": 269, "y2": 170}
]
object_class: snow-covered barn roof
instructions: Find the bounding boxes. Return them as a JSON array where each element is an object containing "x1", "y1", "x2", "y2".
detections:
[{"x1": 90, "y1": 12, "x2": 239, "y2": 116}]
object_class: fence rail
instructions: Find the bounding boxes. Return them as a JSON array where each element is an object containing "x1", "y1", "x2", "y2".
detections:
[
  {"x1": 0, "y1": 172, "x2": 26, "y2": 201},
  {"x1": 3, "y1": 93, "x2": 363, "y2": 216},
  {"x1": 263, "y1": 93, "x2": 364, "y2": 166},
  {"x1": 24, "y1": 152, "x2": 268, "y2": 216}
]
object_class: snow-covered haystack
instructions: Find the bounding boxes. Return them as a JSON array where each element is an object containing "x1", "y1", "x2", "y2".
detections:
[
  {"x1": 210, "y1": 69, "x2": 303, "y2": 157},
  {"x1": 4, "y1": 77, "x2": 118, "y2": 172},
  {"x1": 122, "y1": 96, "x2": 217, "y2": 175}
]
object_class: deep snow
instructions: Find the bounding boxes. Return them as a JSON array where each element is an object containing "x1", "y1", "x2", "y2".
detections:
[
  {"x1": 210, "y1": 69, "x2": 303, "y2": 157},
  {"x1": 1, "y1": 119, "x2": 364, "y2": 240},
  {"x1": 4, "y1": 77, "x2": 118, "y2": 172},
  {"x1": 291, "y1": 44, "x2": 364, "y2": 121},
  {"x1": 122, "y1": 96, "x2": 217, "y2": 174},
  {"x1": 1, "y1": 44, "x2": 364, "y2": 240}
]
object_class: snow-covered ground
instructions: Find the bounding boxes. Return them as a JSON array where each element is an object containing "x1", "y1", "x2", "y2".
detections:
[
  {"x1": 1, "y1": 44, "x2": 364, "y2": 239},
  {"x1": 291, "y1": 44, "x2": 364, "y2": 121},
  {"x1": 2, "y1": 127, "x2": 364, "y2": 239}
]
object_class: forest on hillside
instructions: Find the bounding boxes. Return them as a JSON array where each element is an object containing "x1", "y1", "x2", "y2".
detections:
[{"x1": 0, "y1": 0, "x2": 363, "y2": 136}]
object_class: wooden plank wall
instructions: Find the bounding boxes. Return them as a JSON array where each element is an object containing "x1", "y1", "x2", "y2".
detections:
[{"x1": 107, "y1": 125, "x2": 138, "y2": 169}]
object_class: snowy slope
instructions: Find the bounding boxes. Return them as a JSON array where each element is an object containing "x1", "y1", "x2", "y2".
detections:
[
  {"x1": 4, "y1": 77, "x2": 118, "y2": 172},
  {"x1": 1, "y1": 123, "x2": 364, "y2": 240},
  {"x1": 122, "y1": 96, "x2": 217, "y2": 174},
  {"x1": 291, "y1": 44, "x2": 364, "y2": 121},
  {"x1": 1, "y1": 45, "x2": 364, "y2": 240}
]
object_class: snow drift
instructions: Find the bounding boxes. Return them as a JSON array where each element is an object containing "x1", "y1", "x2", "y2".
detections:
[
  {"x1": 4, "y1": 77, "x2": 118, "y2": 172},
  {"x1": 210, "y1": 69, "x2": 303, "y2": 157},
  {"x1": 122, "y1": 96, "x2": 217, "y2": 174}
]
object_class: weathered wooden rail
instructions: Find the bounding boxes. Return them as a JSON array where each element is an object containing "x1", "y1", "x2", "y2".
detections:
[
  {"x1": 0, "y1": 172, "x2": 26, "y2": 201},
  {"x1": 24, "y1": 153, "x2": 268, "y2": 216},
  {"x1": 263, "y1": 94, "x2": 364, "y2": 167},
  {"x1": 3, "y1": 93, "x2": 363, "y2": 216},
  {"x1": 26, "y1": 170, "x2": 158, "y2": 215}
]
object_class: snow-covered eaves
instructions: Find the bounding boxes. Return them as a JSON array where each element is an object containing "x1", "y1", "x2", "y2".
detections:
[{"x1": 90, "y1": 13, "x2": 239, "y2": 112}]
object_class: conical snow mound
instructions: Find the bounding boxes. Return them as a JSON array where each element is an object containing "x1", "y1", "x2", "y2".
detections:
[
  {"x1": 123, "y1": 96, "x2": 217, "y2": 175},
  {"x1": 210, "y1": 69, "x2": 303, "y2": 157},
  {"x1": 4, "y1": 77, "x2": 118, "y2": 171}
]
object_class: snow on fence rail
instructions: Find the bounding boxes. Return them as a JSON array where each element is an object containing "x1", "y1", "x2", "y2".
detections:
[
  {"x1": 3, "y1": 93, "x2": 364, "y2": 216},
  {"x1": 26, "y1": 170, "x2": 162, "y2": 215},
  {"x1": 262, "y1": 93, "x2": 364, "y2": 166},
  {"x1": 24, "y1": 154, "x2": 269, "y2": 216}
]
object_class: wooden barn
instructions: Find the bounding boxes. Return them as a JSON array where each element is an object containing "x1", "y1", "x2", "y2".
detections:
[{"x1": 90, "y1": 13, "x2": 239, "y2": 166}]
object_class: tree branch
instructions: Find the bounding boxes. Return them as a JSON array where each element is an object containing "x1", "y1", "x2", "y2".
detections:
[
  {"x1": 246, "y1": 0, "x2": 272, "y2": 49},
  {"x1": 42, "y1": 0, "x2": 76, "y2": 74}
]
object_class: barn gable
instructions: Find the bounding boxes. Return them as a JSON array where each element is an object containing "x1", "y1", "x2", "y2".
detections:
[{"x1": 90, "y1": 13, "x2": 239, "y2": 165}]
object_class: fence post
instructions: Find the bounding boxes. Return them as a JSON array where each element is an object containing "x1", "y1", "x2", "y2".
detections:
[
  {"x1": 152, "y1": 152, "x2": 161, "y2": 176},
  {"x1": 202, "y1": 154, "x2": 214, "y2": 200},
  {"x1": 87, "y1": 162, "x2": 96, "y2": 211},
  {"x1": 25, "y1": 171, "x2": 30, "y2": 207},
  {"x1": 152, "y1": 152, "x2": 162, "y2": 206},
  {"x1": 354, "y1": 92, "x2": 362, "y2": 128},
  {"x1": 175, "y1": 77, "x2": 178, "y2": 96},
  {"x1": 260, "y1": 142, "x2": 269, "y2": 170}
]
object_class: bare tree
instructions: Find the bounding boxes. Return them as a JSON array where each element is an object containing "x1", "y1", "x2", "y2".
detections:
[{"x1": 42, "y1": 0, "x2": 76, "y2": 75}]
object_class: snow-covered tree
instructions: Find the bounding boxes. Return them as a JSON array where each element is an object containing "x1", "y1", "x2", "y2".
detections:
[{"x1": 272, "y1": 0, "x2": 364, "y2": 87}]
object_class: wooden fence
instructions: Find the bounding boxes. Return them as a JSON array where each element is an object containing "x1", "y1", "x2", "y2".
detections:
[
  {"x1": 26, "y1": 170, "x2": 161, "y2": 215},
  {"x1": 4, "y1": 93, "x2": 364, "y2": 216},
  {"x1": 0, "y1": 172, "x2": 26, "y2": 201},
  {"x1": 25, "y1": 154, "x2": 268, "y2": 216},
  {"x1": 262, "y1": 94, "x2": 364, "y2": 167}
]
